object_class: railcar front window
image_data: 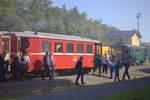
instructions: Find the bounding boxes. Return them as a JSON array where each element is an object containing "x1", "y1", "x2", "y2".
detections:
[
  {"x1": 66, "y1": 43, "x2": 74, "y2": 53},
  {"x1": 86, "y1": 44, "x2": 92, "y2": 53},
  {"x1": 55, "y1": 42, "x2": 63, "y2": 53},
  {"x1": 41, "y1": 41, "x2": 50, "y2": 53},
  {"x1": 2, "y1": 38, "x2": 9, "y2": 53},
  {"x1": 77, "y1": 44, "x2": 83, "y2": 53}
]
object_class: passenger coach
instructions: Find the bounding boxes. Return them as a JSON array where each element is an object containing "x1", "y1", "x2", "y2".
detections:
[{"x1": 0, "y1": 31, "x2": 102, "y2": 72}]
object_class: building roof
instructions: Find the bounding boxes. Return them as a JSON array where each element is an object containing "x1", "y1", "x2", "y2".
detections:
[
  {"x1": 104, "y1": 31, "x2": 142, "y2": 38},
  {"x1": 0, "y1": 31, "x2": 99, "y2": 43}
]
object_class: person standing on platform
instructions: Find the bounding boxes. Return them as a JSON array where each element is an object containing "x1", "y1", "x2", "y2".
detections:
[
  {"x1": 102, "y1": 55, "x2": 108, "y2": 74},
  {"x1": 0, "y1": 53, "x2": 5, "y2": 82},
  {"x1": 49, "y1": 53, "x2": 55, "y2": 77},
  {"x1": 93, "y1": 55, "x2": 102, "y2": 76},
  {"x1": 42, "y1": 51, "x2": 52, "y2": 80}
]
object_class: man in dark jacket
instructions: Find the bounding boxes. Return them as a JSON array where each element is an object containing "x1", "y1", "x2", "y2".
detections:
[
  {"x1": 42, "y1": 51, "x2": 52, "y2": 80},
  {"x1": 75, "y1": 56, "x2": 85, "y2": 85},
  {"x1": 0, "y1": 53, "x2": 6, "y2": 82},
  {"x1": 93, "y1": 55, "x2": 102, "y2": 76},
  {"x1": 122, "y1": 50, "x2": 131, "y2": 80}
]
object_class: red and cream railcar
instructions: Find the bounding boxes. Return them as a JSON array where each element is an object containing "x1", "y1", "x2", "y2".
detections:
[{"x1": 0, "y1": 31, "x2": 102, "y2": 72}]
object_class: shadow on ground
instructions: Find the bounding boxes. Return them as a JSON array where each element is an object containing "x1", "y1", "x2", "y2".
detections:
[
  {"x1": 0, "y1": 78, "x2": 73, "y2": 97},
  {"x1": 92, "y1": 74, "x2": 110, "y2": 79},
  {"x1": 138, "y1": 68, "x2": 150, "y2": 74}
]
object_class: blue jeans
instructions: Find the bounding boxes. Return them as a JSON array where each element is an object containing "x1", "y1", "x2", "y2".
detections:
[
  {"x1": 110, "y1": 67, "x2": 114, "y2": 79},
  {"x1": 51, "y1": 65, "x2": 55, "y2": 77},
  {"x1": 43, "y1": 66, "x2": 52, "y2": 79}
]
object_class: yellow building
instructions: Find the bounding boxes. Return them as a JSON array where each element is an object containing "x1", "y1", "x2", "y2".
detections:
[
  {"x1": 104, "y1": 30, "x2": 142, "y2": 47},
  {"x1": 132, "y1": 33, "x2": 141, "y2": 46}
]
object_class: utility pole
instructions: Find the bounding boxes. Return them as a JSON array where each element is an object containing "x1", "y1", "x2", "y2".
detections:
[{"x1": 136, "y1": 13, "x2": 141, "y2": 32}]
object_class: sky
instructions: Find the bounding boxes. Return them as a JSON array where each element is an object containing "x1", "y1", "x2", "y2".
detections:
[{"x1": 52, "y1": 0, "x2": 150, "y2": 42}]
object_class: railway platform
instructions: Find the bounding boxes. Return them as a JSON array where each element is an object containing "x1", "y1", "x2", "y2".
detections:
[{"x1": 0, "y1": 65, "x2": 150, "y2": 97}]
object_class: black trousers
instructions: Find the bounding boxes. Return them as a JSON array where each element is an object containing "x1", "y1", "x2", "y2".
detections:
[
  {"x1": 75, "y1": 70, "x2": 84, "y2": 84},
  {"x1": 103, "y1": 64, "x2": 108, "y2": 74}
]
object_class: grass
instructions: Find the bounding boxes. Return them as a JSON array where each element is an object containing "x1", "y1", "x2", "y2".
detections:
[{"x1": 103, "y1": 85, "x2": 150, "y2": 100}]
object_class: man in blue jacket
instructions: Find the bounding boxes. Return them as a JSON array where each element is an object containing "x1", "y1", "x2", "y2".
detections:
[{"x1": 75, "y1": 56, "x2": 85, "y2": 85}]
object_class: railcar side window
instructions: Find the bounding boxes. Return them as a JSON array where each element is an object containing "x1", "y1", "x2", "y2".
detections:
[
  {"x1": 77, "y1": 44, "x2": 83, "y2": 53},
  {"x1": 41, "y1": 41, "x2": 50, "y2": 53},
  {"x1": 55, "y1": 42, "x2": 63, "y2": 53},
  {"x1": 66, "y1": 43, "x2": 74, "y2": 53},
  {"x1": 86, "y1": 44, "x2": 92, "y2": 53}
]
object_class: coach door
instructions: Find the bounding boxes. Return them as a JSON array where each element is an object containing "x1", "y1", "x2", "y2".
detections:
[
  {"x1": 1, "y1": 36, "x2": 11, "y2": 59},
  {"x1": 94, "y1": 43, "x2": 102, "y2": 56}
]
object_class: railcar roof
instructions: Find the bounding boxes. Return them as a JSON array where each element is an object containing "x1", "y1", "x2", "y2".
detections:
[{"x1": 0, "y1": 31, "x2": 99, "y2": 43}]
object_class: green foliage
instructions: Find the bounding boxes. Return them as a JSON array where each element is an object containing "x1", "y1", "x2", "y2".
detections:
[{"x1": 0, "y1": 0, "x2": 119, "y2": 41}]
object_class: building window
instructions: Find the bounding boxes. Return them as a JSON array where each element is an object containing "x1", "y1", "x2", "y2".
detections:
[
  {"x1": 66, "y1": 43, "x2": 74, "y2": 53},
  {"x1": 55, "y1": 42, "x2": 63, "y2": 53},
  {"x1": 86, "y1": 44, "x2": 92, "y2": 53},
  {"x1": 41, "y1": 41, "x2": 50, "y2": 53},
  {"x1": 77, "y1": 44, "x2": 83, "y2": 53}
]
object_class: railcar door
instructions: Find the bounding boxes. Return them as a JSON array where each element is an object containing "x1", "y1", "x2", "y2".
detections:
[
  {"x1": 1, "y1": 36, "x2": 11, "y2": 60},
  {"x1": 94, "y1": 43, "x2": 102, "y2": 56}
]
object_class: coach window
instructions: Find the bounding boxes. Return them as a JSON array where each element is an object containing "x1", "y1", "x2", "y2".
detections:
[
  {"x1": 77, "y1": 44, "x2": 83, "y2": 53},
  {"x1": 41, "y1": 41, "x2": 50, "y2": 53},
  {"x1": 55, "y1": 42, "x2": 63, "y2": 53},
  {"x1": 66, "y1": 43, "x2": 74, "y2": 53},
  {"x1": 86, "y1": 44, "x2": 92, "y2": 53},
  {"x1": 18, "y1": 38, "x2": 21, "y2": 52}
]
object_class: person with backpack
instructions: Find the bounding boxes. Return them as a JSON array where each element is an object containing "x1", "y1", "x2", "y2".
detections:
[{"x1": 75, "y1": 56, "x2": 85, "y2": 85}]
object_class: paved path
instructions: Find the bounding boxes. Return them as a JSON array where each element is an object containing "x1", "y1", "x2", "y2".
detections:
[
  {"x1": 16, "y1": 76, "x2": 150, "y2": 100},
  {"x1": 0, "y1": 65, "x2": 150, "y2": 98}
]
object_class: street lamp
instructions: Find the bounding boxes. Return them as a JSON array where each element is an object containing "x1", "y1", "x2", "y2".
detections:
[{"x1": 136, "y1": 13, "x2": 141, "y2": 32}]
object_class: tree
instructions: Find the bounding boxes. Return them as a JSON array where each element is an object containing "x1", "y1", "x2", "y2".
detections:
[{"x1": 0, "y1": 0, "x2": 119, "y2": 41}]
